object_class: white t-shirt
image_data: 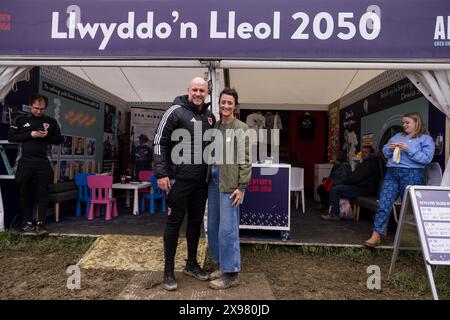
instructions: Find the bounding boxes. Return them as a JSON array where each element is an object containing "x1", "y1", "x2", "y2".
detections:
[
  {"x1": 274, "y1": 113, "x2": 283, "y2": 130},
  {"x1": 246, "y1": 113, "x2": 266, "y2": 130}
]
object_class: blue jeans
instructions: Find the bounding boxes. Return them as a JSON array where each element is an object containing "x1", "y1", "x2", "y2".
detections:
[
  {"x1": 374, "y1": 167, "x2": 424, "y2": 234},
  {"x1": 329, "y1": 184, "x2": 359, "y2": 216},
  {"x1": 207, "y1": 166, "x2": 241, "y2": 272}
]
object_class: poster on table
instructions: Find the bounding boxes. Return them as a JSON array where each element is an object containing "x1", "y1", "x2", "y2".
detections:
[{"x1": 240, "y1": 165, "x2": 290, "y2": 230}]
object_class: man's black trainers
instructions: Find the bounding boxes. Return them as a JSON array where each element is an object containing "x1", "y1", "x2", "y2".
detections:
[
  {"x1": 183, "y1": 261, "x2": 209, "y2": 281},
  {"x1": 20, "y1": 221, "x2": 35, "y2": 235},
  {"x1": 162, "y1": 270, "x2": 177, "y2": 291},
  {"x1": 35, "y1": 221, "x2": 48, "y2": 235},
  {"x1": 209, "y1": 272, "x2": 239, "y2": 290}
]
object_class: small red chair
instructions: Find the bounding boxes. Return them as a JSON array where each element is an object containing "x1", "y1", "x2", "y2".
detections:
[
  {"x1": 87, "y1": 175, "x2": 118, "y2": 221},
  {"x1": 138, "y1": 170, "x2": 154, "y2": 182},
  {"x1": 138, "y1": 170, "x2": 154, "y2": 209}
]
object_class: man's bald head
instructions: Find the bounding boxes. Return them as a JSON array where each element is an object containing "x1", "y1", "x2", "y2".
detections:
[
  {"x1": 189, "y1": 77, "x2": 208, "y2": 88},
  {"x1": 188, "y1": 77, "x2": 208, "y2": 109}
]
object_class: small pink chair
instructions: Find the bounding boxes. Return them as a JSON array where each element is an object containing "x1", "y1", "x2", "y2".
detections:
[
  {"x1": 139, "y1": 170, "x2": 154, "y2": 182},
  {"x1": 138, "y1": 170, "x2": 154, "y2": 209},
  {"x1": 87, "y1": 175, "x2": 118, "y2": 221}
]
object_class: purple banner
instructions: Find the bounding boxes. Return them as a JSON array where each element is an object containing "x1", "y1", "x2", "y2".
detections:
[
  {"x1": 1, "y1": 0, "x2": 450, "y2": 59},
  {"x1": 240, "y1": 166, "x2": 289, "y2": 229}
]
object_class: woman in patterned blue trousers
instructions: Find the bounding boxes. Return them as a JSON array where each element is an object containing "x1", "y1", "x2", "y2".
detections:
[{"x1": 364, "y1": 112, "x2": 435, "y2": 247}]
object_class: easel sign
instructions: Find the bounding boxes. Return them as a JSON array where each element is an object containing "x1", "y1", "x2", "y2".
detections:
[
  {"x1": 389, "y1": 185, "x2": 450, "y2": 300},
  {"x1": 0, "y1": 187, "x2": 4, "y2": 231}
]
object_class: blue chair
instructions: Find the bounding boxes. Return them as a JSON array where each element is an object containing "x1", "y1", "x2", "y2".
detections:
[
  {"x1": 140, "y1": 175, "x2": 166, "y2": 214},
  {"x1": 75, "y1": 173, "x2": 93, "y2": 217}
]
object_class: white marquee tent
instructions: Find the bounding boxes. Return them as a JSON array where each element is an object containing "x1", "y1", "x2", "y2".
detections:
[
  {"x1": 2, "y1": 0, "x2": 450, "y2": 232},
  {"x1": 60, "y1": 66, "x2": 384, "y2": 110}
]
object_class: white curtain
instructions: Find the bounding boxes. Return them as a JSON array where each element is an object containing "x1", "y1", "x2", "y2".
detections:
[
  {"x1": 0, "y1": 66, "x2": 32, "y2": 103},
  {"x1": 405, "y1": 70, "x2": 450, "y2": 185}
]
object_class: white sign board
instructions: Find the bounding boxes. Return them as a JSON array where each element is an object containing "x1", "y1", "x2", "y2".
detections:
[
  {"x1": 389, "y1": 186, "x2": 450, "y2": 300},
  {"x1": 410, "y1": 186, "x2": 450, "y2": 265},
  {"x1": 0, "y1": 187, "x2": 4, "y2": 231}
]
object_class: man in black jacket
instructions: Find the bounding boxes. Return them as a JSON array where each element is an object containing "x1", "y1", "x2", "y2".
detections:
[
  {"x1": 131, "y1": 134, "x2": 153, "y2": 178},
  {"x1": 321, "y1": 146, "x2": 379, "y2": 220},
  {"x1": 8, "y1": 94, "x2": 62, "y2": 234},
  {"x1": 153, "y1": 77, "x2": 216, "y2": 291}
]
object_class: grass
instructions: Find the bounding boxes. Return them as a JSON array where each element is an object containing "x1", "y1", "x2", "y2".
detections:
[
  {"x1": 0, "y1": 231, "x2": 95, "y2": 251},
  {"x1": 242, "y1": 242, "x2": 399, "y2": 257},
  {"x1": 390, "y1": 261, "x2": 450, "y2": 299},
  {"x1": 1, "y1": 232, "x2": 449, "y2": 299},
  {"x1": 242, "y1": 243, "x2": 450, "y2": 299}
]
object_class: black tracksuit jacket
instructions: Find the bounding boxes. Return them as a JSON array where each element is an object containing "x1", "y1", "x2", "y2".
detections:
[
  {"x1": 8, "y1": 113, "x2": 63, "y2": 162},
  {"x1": 152, "y1": 95, "x2": 216, "y2": 182}
]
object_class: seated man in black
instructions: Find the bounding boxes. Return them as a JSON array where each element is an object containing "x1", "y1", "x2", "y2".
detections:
[{"x1": 321, "y1": 146, "x2": 379, "y2": 220}]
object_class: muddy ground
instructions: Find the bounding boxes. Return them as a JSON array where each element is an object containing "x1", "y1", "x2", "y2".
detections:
[{"x1": 0, "y1": 234, "x2": 448, "y2": 300}]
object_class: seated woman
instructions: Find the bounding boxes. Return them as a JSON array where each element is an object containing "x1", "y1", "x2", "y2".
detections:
[
  {"x1": 364, "y1": 112, "x2": 434, "y2": 247},
  {"x1": 317, "y1": 150, "x2": 351, "y2": 210}
]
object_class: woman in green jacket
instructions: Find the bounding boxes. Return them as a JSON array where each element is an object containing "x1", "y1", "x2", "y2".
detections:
[{"x1": 207, "y1": 87, "x2": 252, "y2": 290}]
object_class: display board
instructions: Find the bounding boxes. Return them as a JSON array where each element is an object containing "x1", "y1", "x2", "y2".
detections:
[
  {"x1": 389, "y1": 186, "x2": 450, "y2": 300},
  {"x1": 0, "y1": 186, "x2": 4, "y2": 231},
  {"x1": 240, "y1": 164, "x2": 290, "y2": 233},
  {"x1": 410, "y1": 187, "x2": 450, "y2": 265},
  {"x1": 40, "y1": 77, "x2": 103, "y2": 178}
]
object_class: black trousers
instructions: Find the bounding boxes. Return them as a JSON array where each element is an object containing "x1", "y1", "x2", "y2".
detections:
[
  {"x1": 164, "y1": 179, "x2": 208, "y2": 271},
  {"x1": 15, "y1": 159, "x2": 52, "y2": 223},
  {"x1": 317, "y1": 184, "x2": 330, "y2": 205}
]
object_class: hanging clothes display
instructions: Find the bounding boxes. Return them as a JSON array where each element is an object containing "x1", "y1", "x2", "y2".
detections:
[
  {"x1": 246, "y1": 111, "x2": 266, "y2": 131},
  {"x1": 246, "y1": 112, "x2": 266, "y2": 162},
  {"x1": 274, "y1": 112, "x2": 283, "y2": 130},
  {"x1": 265, "y1": 111, "x2": 274, "y2": 130},
  {"x1": 265, "y1": 111, "x2": 274, "y2": 145},
  {"x1": 297, "y1": 112, "x2": 316, "y2": 140}
]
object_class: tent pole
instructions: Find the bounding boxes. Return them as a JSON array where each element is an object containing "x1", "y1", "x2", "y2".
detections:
[{"x1": 207, "y1": 62, "x2": 220, "y2": 120}]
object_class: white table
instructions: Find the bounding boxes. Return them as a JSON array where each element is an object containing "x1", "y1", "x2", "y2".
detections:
[{"x1": 111, "y1": 182, "x2": 151, "y2": 215}]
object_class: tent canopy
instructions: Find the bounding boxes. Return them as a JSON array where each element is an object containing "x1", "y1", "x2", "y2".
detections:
[
  {"x1": 62, "y1": 66, "x2": 383, "y2": 107},
  {"x1": 62, "y1": 67, "x2": 209, "y2": 103}
]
